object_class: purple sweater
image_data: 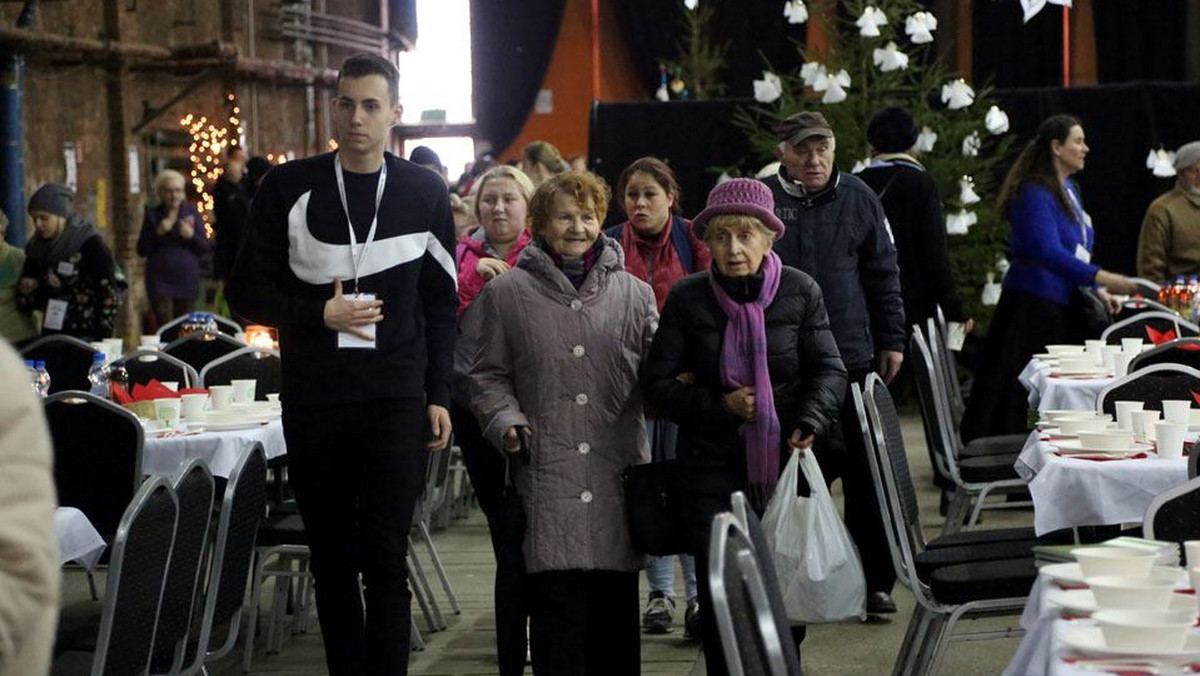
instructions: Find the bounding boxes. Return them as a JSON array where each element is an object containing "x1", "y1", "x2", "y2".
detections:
[{"x1": 137, "y1": 203, "x2": 211, "y2": 299}]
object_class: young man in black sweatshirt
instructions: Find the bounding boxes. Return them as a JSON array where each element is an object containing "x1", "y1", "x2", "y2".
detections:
[{"x1": 228, "y1": 52, "x2": 456, "y2": 676}]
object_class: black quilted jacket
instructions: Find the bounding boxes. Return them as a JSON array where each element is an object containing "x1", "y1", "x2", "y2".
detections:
[{"x1": 640, "y1": 267, "x2": 848, "y2": 467}]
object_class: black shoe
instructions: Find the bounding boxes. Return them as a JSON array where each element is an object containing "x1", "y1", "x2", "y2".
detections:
[
  {"x1": 683, "y1": 598, "x2": 700, "y2": 640},
  {"x1": 642, "y1": 591, "x2": 676, "y2": 634},
  {"x1": 866, "y1": 591, "x2": 897, "y2": 614}
]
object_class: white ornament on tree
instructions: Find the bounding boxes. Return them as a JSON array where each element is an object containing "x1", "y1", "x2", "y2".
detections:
[
  {"x1": 941, "y1": 78, "x2": 975, "y2": 109},
  {"x1": 684, "y1": 0, "x2": 699, "y2": 10},
  {"x1": 800, "y1": 61, "x2": 826, "y2": 87},
  {"x1": 915, "y1": 126, "x2": 938, "y2": 153},
  {"x1": 981, "y1": 272, "x2": 1002, "y2": 306},
  {"x1": 962, "y1": 131, "x2": 981, "y2": 157},
  {"x1": 1146, "y1": 148, "x2": 1177, "y2": 178},
  {"x1": 959, "y1": 176, "x2": 981, "y2": 205},
  {"x1": 985, "y1": 106, "x2": 1010, "y2": 135},
  {"x1": 783, "y1": 0, "x2": 807, "y2": 24},
  {"x1": 851, "y1": 157, "x2": 872, "y2": 174},
  {"x1": 753, "y1": 71, "x2": 783, "y2": 103},
  {"x1": 946, "y1": 209, "x2": 977, "y2": 235},
  {"x1": 872, "y1": 42, "x2": 909, "y2": 72},
  {"x1": 904, "y1": 12, "x2": 937, "y2": 44},
  {"x1": 855, "y1": 6, "x2": 888, "y2": 37},
  {"x1": 813, "y1": 69, "x2": 851, "y2": 104}
]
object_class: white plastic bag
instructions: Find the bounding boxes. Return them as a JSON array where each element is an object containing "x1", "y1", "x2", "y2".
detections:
[{"x1": 761, "y1": 450, "x2": 867, "y2": 623}]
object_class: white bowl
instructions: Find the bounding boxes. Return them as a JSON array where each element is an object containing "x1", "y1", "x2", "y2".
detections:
[
  {"x1": 1086, "y1": 575, "x2": 1177, "y2": 610},
  {"x1": 1046, "y1": 344, "x2": 1087, "y2": 355},
  {"x1": 1059, "y1": 357, "x2": 1098, "y2": 370},
  {"x1": 1044, "y1": 410, "x2": 1109, "y2": 423},
  {"x1": 1093, "y1": 609, "x2": 1196, "y2": 652},
  {"x1": 1076, "y1": 431, "x2": 1136, "y2": 450},
  {"x1": 1057, "y1": 418, "x2": 1116, "y2": 435},
  {"x1": 1073, "y1": 547, "x2": 1158, "y2": 578}
]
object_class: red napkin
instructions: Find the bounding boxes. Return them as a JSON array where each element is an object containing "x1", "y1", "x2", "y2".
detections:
[
  {"x1": 177, "y1": 388, "x2": 209, "y2": 396},
  {"x1": 1192, "y1": 391, "x2": 1200, "y2": 408},
  {"x1": 1053, "y1": 452, "x2": 1149, "y2": 461},
  {"x1": 131, "y1": 380, "x2": 181, "y2": 401},
  {"x1": 1180, "y1": 342, "x2": 1200, "y2": 351},
  {"x1": 1147, "y1": 325, "x2": 1177, "y2": 345},
  {"x1": 112, "y1": 384, "x2": 133, "y2": 405}
]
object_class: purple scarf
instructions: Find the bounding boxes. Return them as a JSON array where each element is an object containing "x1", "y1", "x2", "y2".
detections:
[{"x1": 709, "y1": 251, "x2": 783, "y2": 509}]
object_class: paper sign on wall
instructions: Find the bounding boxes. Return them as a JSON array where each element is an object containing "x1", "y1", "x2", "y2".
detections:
[
  {"x1": 534, "y1": 89, "x2": 553, "y2": 114},
  {"x1": 63, "y1": 143, "x2": 77, "y2": 191},
  {"x1": 127, "y1": 145, "x2": 141, "y2": 195}
]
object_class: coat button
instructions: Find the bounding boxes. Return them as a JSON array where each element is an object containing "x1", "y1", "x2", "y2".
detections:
[
  {"x1": 570, "y1": 299, "x2": 583, "y2": 310},
  {"x1": 575, "y1": 393, "x2": 588, "y2": 405},
  {"x1": 578, "y1": 442, "x2": 590, "y2": 454},
  {"x1": 572, "y1": 345, "x2": 585, "y2": 357},
  {"x1": 580, "y1": 490, "x2": 593, "y2": 503}
]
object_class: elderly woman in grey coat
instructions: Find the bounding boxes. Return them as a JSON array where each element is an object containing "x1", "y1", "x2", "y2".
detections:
[{"x1": 468, "y1": 171, "x2": 657, "y2": 676}]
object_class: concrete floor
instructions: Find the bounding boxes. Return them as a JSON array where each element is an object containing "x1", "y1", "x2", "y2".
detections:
[{"x1": 63, "y1": 411, "x2": 1033, "y2": 675}]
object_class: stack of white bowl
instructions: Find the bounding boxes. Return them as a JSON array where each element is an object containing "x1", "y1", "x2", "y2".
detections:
[{"x1": 1073, "y1": 547, "x2": 1197, "y2": 653}]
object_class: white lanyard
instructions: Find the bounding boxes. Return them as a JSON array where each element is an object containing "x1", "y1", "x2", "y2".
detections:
[
  {"x1": 333, "y1": 154, "x2": 387, "y2": 290},
  {"x1": 1065, "y1": 185, "x2": 1089, "y2": 246}
]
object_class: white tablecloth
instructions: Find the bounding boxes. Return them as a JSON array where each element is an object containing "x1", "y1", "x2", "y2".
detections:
[
  {"x1": 1019, "y1": 359, "x2": 1114, "y2": 412},
  {"x1": 142, "y1": 419, "x2": 286, "y2": 478},
  {"x1": 56, "y1": 506, "x2": 106, "y2": 571},
  {"x1": 1015, "y1": 430, "x2": 1191, "y2": 535}
]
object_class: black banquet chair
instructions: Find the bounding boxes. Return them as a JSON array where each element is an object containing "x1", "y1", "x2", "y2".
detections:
[
  {"x1": 199, "y1": 346, "x2": 282, "y2": 397},
  {"x1": 21, "y1": 334, "x2": 98, "y2": 394},
  {"x1": 1128, "y1": 338, "x2": 1200, "y2": 373},
  {"x1": 44, "y1": 391, "x2": 144, "y2": 544},
  {"x1": 51, "y1": 476, "x2": 179, "y2": 676},
  {"x1": 1144, "y1": 476, "x2": 1200, "y2": 547},
  {"x1": 157, "y1": 313, "x2": 242, "y2": 343},
  {"x1": 162, "y1": 331, "x2": 246, "y2": 373},
  {"x1": 1101, "y1": 311, "x2": 1199, "y2": 345},
  {"x1": 1096, "y1": 364, "x2": 1200, "y2": 415},
  {"x1": 111, "y1": 349, "x2": 200, "y2": 389}
]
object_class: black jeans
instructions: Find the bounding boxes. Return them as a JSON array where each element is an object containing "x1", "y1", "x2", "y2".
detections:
[
  {"x1": 281, "y1": 398, "x2": 429, "y2": 676},
  {"x1": 528, "y1": 569, "x2": 640, "y2": 676},
  {"x1": 451, "y1": 402, "x2": 528, "y2": 676}
]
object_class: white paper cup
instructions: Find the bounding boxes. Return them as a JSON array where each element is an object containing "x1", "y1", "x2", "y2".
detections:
[
  {"x1": 1103, "y1": 345, "x2": 1123, "y2": 369},
  {"x1": 154, "y1": 398, "x2": 182, "y2": 429},
  {"x1": 1122, "y1": 338, "x2": 1146, "y2": 355},
  {"x1": 1163, "y1": 400, "x2": 1193, "y2": 424},
  {"x1": 209, "y1": 385, "x2": 234, "y2": 410},
  {"x1": 1114, "y1": 401, "x2": 1145, "y2": 431},
  {"x1": 180, "y1": 393, "x2": 209, "y2": 420},
  {"x1": 1085, "y1": 339, "x2": 1107, "y2": 364},
  {"x1": 1112, "y1": 353, "x2": 1132, "y2": 378},
  {"x1": 1187, "y1": 542, "x2": 1200, "y2": 569},
  {"x1": 1189, "y1": 566, "x2": 1200, "y2": 592},
  {"x1": 265, "y1": 393, "x2": 280, "y2": 403},
  {"x1": 1132, "y1": 410, "x2": 1161, "y2": 440},
  {"x1": 231, "y1": 379, "x2": 257, "y2": 403},
  {"x1": 161, "y1": 381, "x2": 179, "y2": 392},
  {"x1": 1155, "y1": 422, "x2": 1187, "y2": 459},
  {"x1": 140, "y1": 334, "x2": 160, "y2": 348}
]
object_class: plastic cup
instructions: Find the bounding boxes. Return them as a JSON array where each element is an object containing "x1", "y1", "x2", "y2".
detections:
[
  {"x1": 1132, "y1": 410, "x2": 1161, "y2": 440},
  {"x1": 231, "y1": 379, "x2": 257, "y2": 403},
  {"x1": 180, "y1": 393, "x2": 209, "y2": 421},
  {"x1": 1122, "y1": 338, "x2": 1145, "y2": 355},
  {"x1": 1155, "y1": 422, "x2": 1187, "y2": 459},
  {"x1": 1114, "y1": 401, "x2": 1145, "y2": 431},
  {"x1": 209, "y1": 385, "x2": 234, "y2": 410},
  {"x1": 154, "y1": 398, "x2": 182, "y2": 429},
  {"x1": 1163, "y1": 400, "x2": 1193, "y2": 425}
]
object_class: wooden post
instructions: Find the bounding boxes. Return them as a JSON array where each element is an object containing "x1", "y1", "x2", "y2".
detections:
[
  {"x1": 1069, "y1": 0, "x2": 1097, "y2": 86},
  {"x1": 805, "y1": 0, "x2": 836, "y2": 60},
  {"x1": 103, "y1": 0, "x2": 140, "y2": 341},
  {"x1": 1062, "y1": 6, "x2": 1070, "y2": 87}
]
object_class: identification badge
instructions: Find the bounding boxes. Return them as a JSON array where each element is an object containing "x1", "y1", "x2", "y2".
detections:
[
  {"x1": 946, "y1": 322, "x2": 967, "y2": 352},
  {"x1": 57, "y1": 261, "x2": 76, "y2": 276},
  {"x1": 44, "y1": 299, "x2": 68, "y2": 330},
  {"x1": 1074, "y1": 244, "x2": 1091, "y2": 264},
  {"x1": 337, "y1": 293, "x2": 377, "y2": 350}
]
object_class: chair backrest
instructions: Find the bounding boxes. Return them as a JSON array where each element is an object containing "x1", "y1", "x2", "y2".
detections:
[
  {"x1": 709, "y1": 513, "x2": 794, "y2": 676},
  {"x1": 112, "y1": 349, "x2": 200, "y2": 389},
  {"x1": 1128, "y1": 338, "x2": 1200, "y2": 373},
  {"x1": 1143, "y1": 476, "x2": 1200, "y2": 545},
  {"x1": 1129, "y1": 277, "x2": 1163, "y2": 298},
  {"x1": 1189, "y1": 445, "x2": 1200, "y2": 480},
  {"x1": 197, "y1": 347, "x2": 281, "y2": 396},
  {"x1": 1079, "y1": 288, "x2": 1113, "y2": 335},
  {"x1": 185, "y1": 442, "x2": 267, "y2": 672},
  {"x1": 150, "y1": 459, "x2": 216, "y2": 675},
  {"x1": 21, "y1": 334, "x2": 97, "y2": 393},
  {"x1": 158, "y1": 314, "x2": 242, "y2": 343},
  {"x1": 163, "y1": 331, "x2": 246, "y2": 372},
  {"x1": 1096, "y1": 364, "x2": 1200, "y2": 415},
  {"x1": 926, "y1": 317, "x2": 965, "y2": 426},
  {"x1": 44, "y1": 391, "x2": 144, "y2": 541},
  {"x1": 1101, "y1": 311, "x2": 1199, "y2": 344},
  {"x1": 729, "y1": 493, "x2": 804, "y2": 676},
  {"x1": 907, "y1": 328, "x2": 960, "y2": 484},
  {"x1": 91, "y1": 475, "x2": 179, "y2": 676}
]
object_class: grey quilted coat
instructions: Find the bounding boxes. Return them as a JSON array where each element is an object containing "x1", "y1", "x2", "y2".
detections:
[{"x1": 467, "y1": 237, "x2": 657, "y2": 573}]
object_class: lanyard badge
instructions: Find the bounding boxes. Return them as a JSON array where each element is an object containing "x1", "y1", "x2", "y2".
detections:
[{"x1": 333, "y1": 154, "x2": 388, "y2": 292}]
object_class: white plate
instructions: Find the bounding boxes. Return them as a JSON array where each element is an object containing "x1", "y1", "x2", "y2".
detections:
[
  {"x1": 1061, "y1": 626, "x2": 1200, "y2": 659},
  {"x1": 1053, "y1": 440, "x2": 1154, "y2": 455},
  {"x1": 204, "y1": 419, "x2": 269, "y2": 431},
  {"x1": 1047, "y1": 588, "x2": 1198, "y2": 615},
  {"x1": 1052, "y1": 369, "x2": 1112, "y2": 377},
  {"x1": 1041, "y1": 563, "x2": 1188, "y2": 587}
]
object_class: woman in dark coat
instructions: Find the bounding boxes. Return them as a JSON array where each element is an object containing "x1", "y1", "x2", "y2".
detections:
[
  {"x1": 137, "y1": 169, "x2": 210, "y2": 328},
  {"x1": 640, "y1": 178, "x2": 847, "y2": 675}
]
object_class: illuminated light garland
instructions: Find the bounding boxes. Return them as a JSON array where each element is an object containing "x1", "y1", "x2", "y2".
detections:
[{"x1": 178, "y1": 92, "x2": 245, "y2": 238}]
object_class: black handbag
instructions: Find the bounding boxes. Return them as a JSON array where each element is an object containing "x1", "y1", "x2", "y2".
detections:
[
  {"x1": 621, "y1": 459, "x2": 686, "y2": 556},
  {"x1": 493, "y1": 430, "x2": 530, "y2": 546}
]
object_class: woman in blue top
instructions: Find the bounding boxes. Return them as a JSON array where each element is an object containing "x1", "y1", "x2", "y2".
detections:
[{"x1": 961, "y1": 115, "x2": 1135, "y2": 441}]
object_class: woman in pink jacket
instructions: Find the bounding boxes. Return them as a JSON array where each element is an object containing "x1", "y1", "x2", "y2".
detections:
[{"x1": 451, "y1": 165, "x2": 535, "y2": 676}]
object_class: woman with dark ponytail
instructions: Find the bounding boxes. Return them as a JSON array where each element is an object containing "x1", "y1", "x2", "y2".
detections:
[{"x1": 961, "y1": 114, "x2": 1135, "y2": 441}]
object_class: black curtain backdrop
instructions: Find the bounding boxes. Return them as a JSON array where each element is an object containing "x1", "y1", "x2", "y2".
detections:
[
  {"x1": 591, "y1": 83, "x2": 1200, "y2": 273},
  {"x1": 972, "y1": 1, "x2": 1063, "y2": 87},
  {"x1": 470, "y1": 0, "x2": 566, "y2": 155},
  {"x1": 1093, "y1": 1, "x2": 1188, "y2": 83}
]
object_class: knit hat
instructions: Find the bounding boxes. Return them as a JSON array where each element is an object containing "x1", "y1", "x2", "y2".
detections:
[
  {"x1": 409, "y1": 145, "x2": 444, "y2": 171},
  {"x1": 691, "y1": 178, "x2": 785, "y2": 241},
  {"x1": 1175, "y1": 141, "x2": 1200, "y2": 171},
  {"x1": 27, "y1": 183, "x2": 74, "y2": 219},
  {"x1": 774, "y1": 111, "x2": 834, "y2": 147},
  {"x1": 867, "y1": 107, "x2": 919, "y2": 153}
]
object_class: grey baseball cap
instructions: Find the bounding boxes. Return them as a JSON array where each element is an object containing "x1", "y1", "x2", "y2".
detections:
[
  {"x1": 1175, "y1": 141, "x2": 1200, "y2": 171},
  {"x1": 774, "y1": 111, "x2": 834, "y2": 147}
]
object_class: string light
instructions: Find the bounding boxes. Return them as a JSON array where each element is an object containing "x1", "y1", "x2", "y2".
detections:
[{"x1": 179, "y1": 92, "x2": 243, "y2": 239}]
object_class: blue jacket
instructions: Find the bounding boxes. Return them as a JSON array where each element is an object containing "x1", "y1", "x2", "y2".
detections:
[{"x1": 1002, "y1": 181, "x2": 1100, "y2": 306}]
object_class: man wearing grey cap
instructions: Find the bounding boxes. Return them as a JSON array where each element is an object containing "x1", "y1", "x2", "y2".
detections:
[
  {"x1": 1138, "y1": 141, "x2": 1200, "y2": 283},
  {"x1": 762, "y1": 110, "x2": 906, "y2": 616}
]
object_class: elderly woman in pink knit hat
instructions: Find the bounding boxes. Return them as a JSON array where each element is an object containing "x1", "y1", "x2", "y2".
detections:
[{"x1": 639, "y1": 178, "x2": 846, "y2": 676}]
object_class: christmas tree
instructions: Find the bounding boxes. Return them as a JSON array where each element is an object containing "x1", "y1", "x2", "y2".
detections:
[{"x1": 733, "y1": 0, "x2": 1016, "y2": 330}]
